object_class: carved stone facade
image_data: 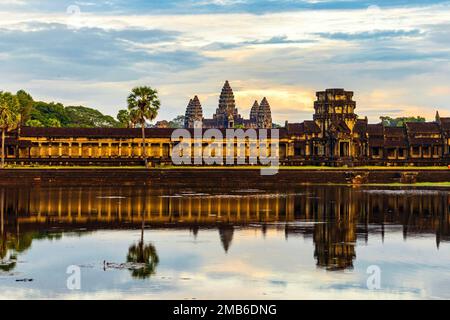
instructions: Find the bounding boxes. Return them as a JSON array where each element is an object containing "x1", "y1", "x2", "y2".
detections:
[{"x1": 184, "y1": 95, "x2": 203, "y2": 128}]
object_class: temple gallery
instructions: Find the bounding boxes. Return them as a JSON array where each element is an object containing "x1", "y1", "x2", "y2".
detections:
[{"x1": 4, "y1": 81, "x2": 450, "y2": 166}]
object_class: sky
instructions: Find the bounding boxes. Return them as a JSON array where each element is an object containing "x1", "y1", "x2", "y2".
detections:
[{"x1": 0, "y1": 0, "x2": 449, "y2": 124}]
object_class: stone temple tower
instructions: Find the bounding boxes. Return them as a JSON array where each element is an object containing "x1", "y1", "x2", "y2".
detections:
[
  {"x1": 250, "y1": 100, "x2": 259, "y2": 123},
  {"x1": 313, "y1": 89, "x2": 357, "y2": 158},
  {"x1": 184, "y1": 95, "x2": 203, "y2": 128},
  {"x1": 313, "y1": 89, "x2": 357, "y2": 134},
  {"x1": 257, "y1": 97, "x2": 272, "y2": 128},
  {"x1": 214, "y1": 80, "x2": 241, "y2": 128}
]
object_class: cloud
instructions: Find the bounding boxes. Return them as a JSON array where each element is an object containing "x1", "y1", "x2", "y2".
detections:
[
  {"x1": 0, "y1": 2, "x2": 449, "y2": 123},
  {"x1": 315, "y1": 29, "x2": 423, "y2": 41},
  {"x1": 0, "y1": 22, "x2": 213, "y2": 81}
]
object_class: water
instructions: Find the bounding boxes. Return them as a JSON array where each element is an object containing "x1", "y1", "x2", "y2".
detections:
[{"x1": 1, "y1": 185, "x2": 450, "y2": 299}]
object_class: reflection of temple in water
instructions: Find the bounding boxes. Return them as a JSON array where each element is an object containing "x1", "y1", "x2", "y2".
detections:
[{"x1": 1, "y1": 186, "x2": 450, "y2": 270}]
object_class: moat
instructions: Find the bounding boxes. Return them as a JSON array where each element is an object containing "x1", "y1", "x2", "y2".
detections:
[{"x1": 1, "y1": 184, "x2": 450, "y2": 299}]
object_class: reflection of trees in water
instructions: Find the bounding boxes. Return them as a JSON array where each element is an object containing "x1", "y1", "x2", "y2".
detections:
[
  {"x1": 126, "y1": 242, "x2": 159, "y2": 279},
  {"x1": 126, "y1": 219, "x2": 159, "y2": 279}
]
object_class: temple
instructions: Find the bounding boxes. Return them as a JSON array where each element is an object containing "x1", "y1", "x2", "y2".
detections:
[
  {"x1": 184, "y1": 81, "x2": 272, "y2": 129},
  {"x1": 2, "y1": 84, "x2": 450, "y2": 166}
]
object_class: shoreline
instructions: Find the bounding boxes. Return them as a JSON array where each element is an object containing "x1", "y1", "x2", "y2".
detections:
[{"x1": 1, "y1": 167, "x2": 450, "y2": 186}]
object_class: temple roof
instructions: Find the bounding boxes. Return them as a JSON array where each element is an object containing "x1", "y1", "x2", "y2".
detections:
[
  {"x1": 19, "y1": 126, "x2": 286, "y2": 139},
  {"x1": 384, "y1": 126, "x2": 406, "y2": 136},
  {"x1": 20, "y1": 127, "x2": 176, "y2": 138},
  {"x1": 406, "y1": 122, "x2": 440, "y2": 133},
  {"x1": 367, "y1": 123, "x2": 383, "y2": 135},
  {"x1": 287, "y1": 121, "x2": 320, "y2": 134},
  {"x1": 439, "y1": 117, "x2": 450, "y2": 132}
]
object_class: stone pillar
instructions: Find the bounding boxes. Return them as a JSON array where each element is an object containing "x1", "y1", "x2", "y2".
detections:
[
  {"x1": 118, "y1": 142, "x2": 122, "y2": 158},
  {"x1": 128, "y1": 143, "x2": 132, "y2": 158},
  {"x1": 159, "y1": 143, "x2": 163, "y2": 158},
  {"x1": 58, "y1": 143, "x2": 62, "y2": 157},
  {"x1": 88, "y1": 144, "x2": 92, "y2": 158},
  {"x1": 78, "y1": 143, "x2": 82, "y2": 157},
  {"x1": 98, "y1": 143, "x2": 102, "y2": 158},
  {"x1": 68, "y1": 143, "x2": 72, "y2": 158},
  {"x1": 48, "y1": 143, "x2": 52, "y2": 158},
  {"x1": 108, "y1": 143, "x2": 112, "y2": 158}
]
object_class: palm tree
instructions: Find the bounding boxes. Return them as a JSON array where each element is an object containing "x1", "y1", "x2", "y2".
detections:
[
  {"x1": 0, "y1": 92, "x2": 20, "y2": 169},
  {"x1": 127, "y1": 87, "x2": 160, "y2": 168}
]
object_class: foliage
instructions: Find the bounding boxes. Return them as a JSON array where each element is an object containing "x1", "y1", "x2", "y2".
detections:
[
  {"x1": 25, "y1": 119, "x2": 44, "y2": 127},
  {"x1": 16, "y1": 90, "x2": 34, "y2": 126},
  {"x1": 0, "y1": 92, "x2": 21, "y2": 130},
  {"x1": 65, "y1": 106, "x2": 118, "y2": 128},
  {"x1": 0, "y1": 91, "x2": 21, "y2": 167},
  {"x1": 380, "y1": 116, "x2": 426, "y2": 127},
  {"x1": 127, "y1": 87, "x2": 161, "y2": 126},
  {"x1": 117, "y1": 109, "x2": 131, "y2": 128},
  {"x1": 126, "y1": 241, "x2": 159, "y2": 279},
  {"x1": 27, "y1": 101, "x2": 120, "y2": 128},
  {"x1": 168, "y1": 115, "x2": 185, "y2": 128}
]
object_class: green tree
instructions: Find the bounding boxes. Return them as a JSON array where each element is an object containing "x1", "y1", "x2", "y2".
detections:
[
  {"x1": 65, "y1": 106, "x2": 118, "y2": 128},
  {"x1": 30, "y1": 101, "x2": 69, "y2": 127},
  {"x1": 25, "y1": 119, "x2": 44, "y2": 127},
  {"x1": 47, "y1": 118, "x2": 61, "y2": 128},
  {"x1": 117, "y1": 109, "x2": 131, "y2": 128},
  {"x1": 16, "y1": 90, "x2": 34, "y2": 127},
  {"x1": 380, "y1": 116, "x2": 426, "y2": 127},
  {"x1": 127, "y1": 87, "x2": 160, "y2": 168},
  {"x1": 168, "y1": 115, "x2": 185, "y2": 128},
  {"x1": 0, "y1": 92, "x2": 20, "y2": 168}
]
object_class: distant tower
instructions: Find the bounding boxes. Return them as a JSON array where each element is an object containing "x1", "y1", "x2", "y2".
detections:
[
  {"x1": 214, "y1": 80, "x2": 240, "y2": 128},
  {"x1": 184, "y1": 95, "x2": 203, "y2": 128},
  {"x1": 257, "y1": 97, "x2": 272, "y2": 128},
  {"x1": 250, "y1": 100, "x2": 259, "y2": 123},
  {"x1": 436, "y1": 110, "x2": 441, "y2": 123}
]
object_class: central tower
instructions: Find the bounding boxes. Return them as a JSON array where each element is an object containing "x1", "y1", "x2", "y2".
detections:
[{"x1": 214, "y1": 80, "x2": 241, "y2": 128}]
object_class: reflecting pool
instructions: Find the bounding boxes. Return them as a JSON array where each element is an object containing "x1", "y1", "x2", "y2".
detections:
[{"x1": 1, "y1": 185, "x2": 450, "y2": 299}]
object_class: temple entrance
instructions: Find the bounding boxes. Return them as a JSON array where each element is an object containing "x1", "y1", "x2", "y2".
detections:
[{"x1": 339, "y1": 141, "x2": 349, "y2": 157}]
